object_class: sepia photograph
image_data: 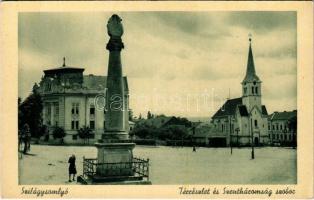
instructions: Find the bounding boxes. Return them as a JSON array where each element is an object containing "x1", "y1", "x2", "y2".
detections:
[
  {"x1": 18, "y1": 11, "x2": 297, "y2": 185},
  {"x1": 0, "y1": 1, "x2": 313, "y2": 198}
]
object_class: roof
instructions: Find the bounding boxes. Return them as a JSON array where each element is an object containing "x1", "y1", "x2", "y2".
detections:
[
  {"x1": 83, "y1": 75, "x2": 107, "y2": 90},
  {"x1": 83, "y1": 75, "x2": 128, "y2": 91},
  {"x1": 193, "y1": 122, "x2": 213, "y2": 137},
  {"x1": 242, "y1": 40, "x2": 260, "y2": 83},
  {"x1": 212, "y1": 97, "x2": 242, "y2": 118},
  {"x1": 44, "y1": 66, "x2": 85, "y2": 74},
  {"x1": 136, "y1": 116, "x2": 174, "y2": 129},
  {"x1": 270, "y1": 110, "x2": 297, "y2": 121},
  {"x1": 261, "y1": 105, "x2": 268, "y2": 115},
  {"x1": 238, "y1": 105, "x2": 249, "y2": 116}
]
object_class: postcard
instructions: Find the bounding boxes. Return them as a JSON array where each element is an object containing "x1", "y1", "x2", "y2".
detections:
[{"x1": 0, "y1": 1, "x2": 313, "y2": 199}]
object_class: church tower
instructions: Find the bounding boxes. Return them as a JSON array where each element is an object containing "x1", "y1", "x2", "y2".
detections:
[{"x1": 241, "y1": 37, "x2": 262, "y2": 112}]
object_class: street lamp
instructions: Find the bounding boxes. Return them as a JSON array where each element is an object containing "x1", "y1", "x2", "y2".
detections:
[
  {"x1": 229, "y1": 117, "x2": 234, "y2": 155},
  {"x1": 235, "y1": 128, "x2": 240, "y2": 147},
  {"x1": 250, "y1": 115, "x2": 255, "y2": 159}
]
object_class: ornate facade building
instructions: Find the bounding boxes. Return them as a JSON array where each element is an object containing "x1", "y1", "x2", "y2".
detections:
[
  {"x1": 38, "y1": 58, "x2": 129, "y2": 144},
  {"x1": 210, "y1": 38, "x2": 269, "y2": 147},
  {"x1": 268, "y1": 110, "x2": 297, "y2": 146}
]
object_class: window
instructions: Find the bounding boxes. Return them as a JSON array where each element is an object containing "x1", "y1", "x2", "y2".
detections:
[
  {"x1": 268, "y1": 125, "x2": 271, "y2": 130},
  {"x1": 276, "y1": 124, "x2": 279, "y2": 130},
  {"x1": 272, "y1": 125, "x2": 275, "y2": 130},
  {"x1": 75, "y1": 121, "x2": 79, "y2": 129},
  {"x1": 76, "y1": 105, "x2": 79, "y2": 114},
  {"x1": 72, "y1": 103, "x2": 79, "y2": 115},
  {"x1": 221, "y1": 124, "x2": 224, "y2": 132},
  {"x1": 54, "y1": 102, "x2": 59, "y2": 126},
  {"x1": 72, "y1": 120, "x2": 79, "y2": 130},
  {"x1": 244, "y1": 87, "x2": 247, "y2": 94},
  {"x1": 272, "y1": 134, "x2": 275, "y2": 139},
  {"x1": 280, "y1": 124, "x2": 283, "y2": 130},
  {"x1": 47, "y1": 105, "x2": 51, "y2": 117},
  {"x1": 90, "y1": 105, "x2": 95, "y2": 115},
  {"x1": 72, "y1": 134, "x2": 77, "y2": 140},
  {"x1": 252, "y1": 87, "x2": 254, "y2": 94},
  {"x1": 255, "y1": 87, "x2": 258, "y2": 94},
  {"x1": 90, "y1": 134, "x2": 95, "y2": 139},
  {"x1": 103, "y1": 121, "x2": 106, "y2": 129},
  {"x1": 90, "y1": 121, "x2": 95, "y2": 130},
  {"x1": 71, "y1": 103, "x2": 79, "y2": 130},
  {"x1": 254, "y1": 120, "x2": 258, "y2": 127},
  {"x1": 55, "y1": 103, "x2": 59, "y2": 116}
]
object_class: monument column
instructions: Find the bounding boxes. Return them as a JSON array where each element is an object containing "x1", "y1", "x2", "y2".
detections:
[
  {"x1": 104, "y1": 14, "x2": 128, "y2": 141},
  {"x1": 95, "y1": 14, "x2": 135, "y2": 178}
]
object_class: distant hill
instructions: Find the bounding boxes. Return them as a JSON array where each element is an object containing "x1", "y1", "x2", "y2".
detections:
[{"x1": 187, "y1": 117, "x2": 211, "y2": 122}]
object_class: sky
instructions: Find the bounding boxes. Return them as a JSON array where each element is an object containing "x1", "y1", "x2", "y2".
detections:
[{"x1": 18, "y1": 12, "x2": 297, "y2": 118}]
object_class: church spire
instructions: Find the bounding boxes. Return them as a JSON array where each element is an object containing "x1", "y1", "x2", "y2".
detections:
[{"x1": 243, "y1": 36, "x2": 260, "y2": 82}]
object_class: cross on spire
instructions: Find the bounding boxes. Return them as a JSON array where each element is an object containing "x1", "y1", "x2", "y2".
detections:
[
  {"x1": 62, "y1": 57, "x2": 66, "y2": 67},
  {"x1": 248, "y1": 33, "x2": 252, "y2": 43},
  {"x1": 242, "y1": 34, "x2": 260, "y2": 82}
]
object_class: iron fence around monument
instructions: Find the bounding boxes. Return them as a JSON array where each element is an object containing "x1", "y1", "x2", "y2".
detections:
[{"x1": 83, "y1": 157, "x2": 150, "y2": 181}]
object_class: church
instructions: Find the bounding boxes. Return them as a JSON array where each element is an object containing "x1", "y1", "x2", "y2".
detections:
[
  {"x1": 37, "y1": 58, "x2": 130, "y2": 144},
  {"x1": 210, "y1": 38, "x2": 269, "y2": 147}
]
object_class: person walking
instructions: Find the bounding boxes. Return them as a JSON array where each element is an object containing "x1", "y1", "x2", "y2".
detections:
[
  {"x1": 68, "y1": 154, "x2": 77, "y2": 182},
  {"x1": 22, "y1": 124, "x2": 30, "y2": 154}
]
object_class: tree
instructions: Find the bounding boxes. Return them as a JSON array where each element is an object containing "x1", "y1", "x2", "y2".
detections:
[
  {"x1": 18, "y1": 83, "x2": 43, "y2": 139},
  {"x1": 147, "y1": 111, "x2": 152, "y2": 119},
  {"x1": 52, "y1": 126, "x2": 66, "y2": 144},
  {"x1": 77, "y1": 126, "x2": 93, "y2": 144}
]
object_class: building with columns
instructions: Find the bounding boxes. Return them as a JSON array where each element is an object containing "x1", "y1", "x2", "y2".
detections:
[
  {"x1": 38, "y1": 58, "x2": 129, "y2": 144},
  {"x1": 209, "y1": 38, "x2": 269, "y2": 147}
]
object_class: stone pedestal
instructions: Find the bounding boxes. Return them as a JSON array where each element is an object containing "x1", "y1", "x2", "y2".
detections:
[{"x1": 95, "y1": 143, "x2": 135, "y2": 176}]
